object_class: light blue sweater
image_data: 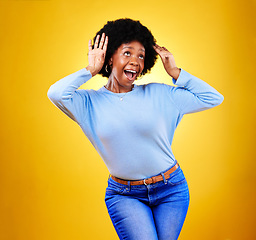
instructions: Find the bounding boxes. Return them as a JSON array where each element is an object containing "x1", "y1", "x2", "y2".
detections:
[{"x1": 47, "y1": 68, "x2": 224, "y2": 180}]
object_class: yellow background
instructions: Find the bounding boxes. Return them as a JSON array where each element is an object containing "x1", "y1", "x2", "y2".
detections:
[{"x1": 0, "y1": 0, "x2": 255, "y2": 239}]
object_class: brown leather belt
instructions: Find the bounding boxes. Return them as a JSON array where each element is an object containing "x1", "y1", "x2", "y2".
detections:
[{"x1": 110, "y1": 163, "x2": 179, "y2": 186}]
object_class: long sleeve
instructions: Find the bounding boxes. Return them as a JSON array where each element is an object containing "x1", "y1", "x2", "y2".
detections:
[
  {"x1": 169, "y1": 69, "x2": 224, "y2": 114},
  {"x1": 47, "y1": 68, "x2": 92, "y2": 123}
]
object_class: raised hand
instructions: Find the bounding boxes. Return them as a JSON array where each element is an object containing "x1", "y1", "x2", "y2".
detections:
[
  {"x1": 153, "y1": 44, "x2": 180, "y2": 80},
  {"x1": 86, "y1": 33, "x2": 108, "y2": 77}
]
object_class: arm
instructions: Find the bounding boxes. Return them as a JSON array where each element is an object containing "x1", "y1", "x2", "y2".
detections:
[
  {"x1": 169, "y1": 69, "x2": 224, "y2": 114},
  {"x1": 47, "y1": 33, "x2": 108, "y2": 123},
  {"x1": 47, "y1": 68, "x2": 92, "y2": 123},
  {"x1": 154, "y1": 44, "x2": 224, "y2": 114}
]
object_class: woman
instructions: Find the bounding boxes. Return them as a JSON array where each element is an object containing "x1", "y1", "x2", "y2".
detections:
[{"x1": 47, "y1": 18, "x2": 224, "y2": 240}]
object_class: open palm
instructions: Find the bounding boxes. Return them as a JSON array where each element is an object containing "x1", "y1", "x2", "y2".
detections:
[
  {"x1": 154, "y1": 44, "x2": 180, "y2": 78},
  {"x1": 86, "y1": 33, "x2": 108, "y2": 77}
]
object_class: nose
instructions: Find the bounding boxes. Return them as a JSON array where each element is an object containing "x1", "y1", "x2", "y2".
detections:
[{"x1": 129, "y1": 56, "x2": 139, "y2": 66}]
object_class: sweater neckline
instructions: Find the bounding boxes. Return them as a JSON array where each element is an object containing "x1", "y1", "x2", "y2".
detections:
[{"x1": 99, "y1": 84, "x2": 139, "y2": 95}]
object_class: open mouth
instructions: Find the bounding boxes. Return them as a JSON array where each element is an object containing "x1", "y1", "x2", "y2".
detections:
[{"x1": 124, "y1": 69, "x2": 137, "y2": 81}]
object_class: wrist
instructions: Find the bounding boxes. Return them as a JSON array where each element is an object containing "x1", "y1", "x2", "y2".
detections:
[
  {"x1": 169, "y1": 67, "x2": 181, "y2": 80},
  {"x1": 85, "y1": 66, "x2": 97, "y2": 77}
]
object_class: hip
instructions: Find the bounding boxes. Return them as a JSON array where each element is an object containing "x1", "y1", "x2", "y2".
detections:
[{"x1": 105, "y1": 163, "x2": 190, "y2": 206}]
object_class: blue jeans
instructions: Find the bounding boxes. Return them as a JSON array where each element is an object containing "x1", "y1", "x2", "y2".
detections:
[{"x1": 105, "y1": 164, "x2": 190, "y2": 240}]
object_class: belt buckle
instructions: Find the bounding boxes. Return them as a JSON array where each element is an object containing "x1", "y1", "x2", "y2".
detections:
[
  {"x1": 143, "y1": 179, "x2": 148, "y2": 186},
  {"x1": 143, "y1": 177, "x2": 153, "y2": 186}
]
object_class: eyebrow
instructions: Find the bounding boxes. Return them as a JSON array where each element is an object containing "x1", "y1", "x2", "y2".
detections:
[{"x1": 122, "y1": 46, "x2": 145, "y2": 52}]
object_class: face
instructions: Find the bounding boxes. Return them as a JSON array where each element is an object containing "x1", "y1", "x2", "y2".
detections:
[{"x1": 108, "y1": 41, "x2": 145, "y2": 91}]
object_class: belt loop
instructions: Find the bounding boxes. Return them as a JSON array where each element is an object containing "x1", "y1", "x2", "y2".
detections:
[
  {"x1": 173, "y1": 159, "x2": 177, "y2": 167},
  {"x1": 126, "y1": 180, "x2": 131, "y2": 192},
  {"x1": 161, "y1": 172, "x2": 167, "y2": 184}
]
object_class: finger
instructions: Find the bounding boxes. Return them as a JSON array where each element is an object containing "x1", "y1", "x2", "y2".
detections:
[
  {"x1": 103, "y1": 35, "x2": 108, "y2": 52},
  {"x1": 153, "y1": 45, "x2": 161, "y2": 54},
  {"x1": 153, "y1": 44, "x2": 158, "y2": 50},
  {"x1": 156, "y1": 45, "x2": 164, "y2": 52},
  {"x1": 98, "y1": 33, "x2": 105, "y2": 49},
  {"x1": 155, "y1": 44, "x2": 162, "y2": 49},
  {"x1": 154, "y1": 48, "x2": 160, "y2": 54},
  {"x1": 88, "y1": 39, "x2": 92, "y2": 51},
  {"x1": 162, "y1": 47, "x2": 169, "y2": 52},
  {"x1": 94, "y1": 34, "x2": 100, "y2": 48}
]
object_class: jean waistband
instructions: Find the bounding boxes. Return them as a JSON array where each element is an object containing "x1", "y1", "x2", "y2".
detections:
[{"x1": 110, "y1": 162, "x2": 179, "y2": 186}]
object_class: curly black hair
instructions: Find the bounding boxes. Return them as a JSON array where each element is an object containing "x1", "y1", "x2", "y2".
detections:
[{"x1": 93, "y1": 18, "x2": 157, "y2": 78}]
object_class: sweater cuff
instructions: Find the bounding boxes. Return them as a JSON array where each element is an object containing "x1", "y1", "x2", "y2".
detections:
[
  {"x1": 82, "y1": 67, "x2": 92, "y2": 78},
  {"x1": 172, "y1": 69, "x2": 191, "y2": 87}
]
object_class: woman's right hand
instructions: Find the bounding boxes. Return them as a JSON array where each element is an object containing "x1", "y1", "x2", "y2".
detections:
[{"x1": 86, "y1": 33, "x2": 108, "y2": 77}]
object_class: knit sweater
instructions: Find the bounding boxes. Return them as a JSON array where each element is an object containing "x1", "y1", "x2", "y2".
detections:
[{"x1": 47, "y1": 68, "x2": 224, "y2": 180}]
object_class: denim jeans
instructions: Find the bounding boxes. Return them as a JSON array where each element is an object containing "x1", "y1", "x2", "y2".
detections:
[{"x1": 105, "y1": 163, "x2": 190, "y2": 240}]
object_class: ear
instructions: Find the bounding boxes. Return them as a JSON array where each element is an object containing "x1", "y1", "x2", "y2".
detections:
[{"x1": 109, "y1": 58, "x2": 113, "y2": 66}]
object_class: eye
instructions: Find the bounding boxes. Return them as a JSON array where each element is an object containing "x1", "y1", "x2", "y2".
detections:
[
  {"x1": 124, "y1": 51, "x2": 131, "y2": 56},
  {"x1": 139, "y1": 55, "x2": 144, "y2": 60}
]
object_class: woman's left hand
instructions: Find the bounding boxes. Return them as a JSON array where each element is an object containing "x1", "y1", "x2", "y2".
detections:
[{"x1": 153, "y1": 44, "x2": 181, "y2": 80}]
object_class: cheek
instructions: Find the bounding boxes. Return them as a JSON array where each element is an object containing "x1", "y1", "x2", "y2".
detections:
[
  {"x1": 112, "y1": 63, "x2": 125, "y2": 77},
  {"x1": 140, "y1": 61, "x2": 145, "y2": 72},
  {"x1": 114, "y1": 58, "x2": 127, "y2": 71},
  {"x1": 119, "y1": 57, "x2": 129, "y2": 66}
]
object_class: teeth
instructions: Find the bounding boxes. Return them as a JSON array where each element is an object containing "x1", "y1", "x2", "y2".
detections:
[{"x1": 125, "y1": 70, "x2": 137, "y2": 73}]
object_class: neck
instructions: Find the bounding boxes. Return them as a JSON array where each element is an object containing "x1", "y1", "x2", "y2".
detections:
[{"x1": 105, "y1": 76, "x2": 133, "y2": 93}]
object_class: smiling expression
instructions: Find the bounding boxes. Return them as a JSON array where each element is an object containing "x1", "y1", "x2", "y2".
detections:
[{"x1": 107, "y1": 41, "x2": 145, "y2": 92}]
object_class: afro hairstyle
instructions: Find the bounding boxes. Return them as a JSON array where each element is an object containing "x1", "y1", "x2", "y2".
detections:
[{"x1": 92, "y1": 18, "x2": 158, "y2": 78}]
